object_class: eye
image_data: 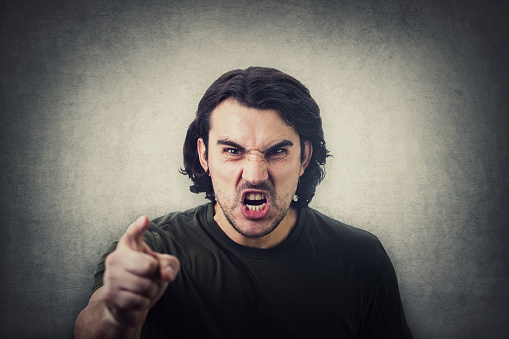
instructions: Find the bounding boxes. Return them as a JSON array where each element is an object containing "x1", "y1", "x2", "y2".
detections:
[
  {"x1": 267, "y1": 148, "x2": 287, "y2": 158},
  {"x1": 224, "y1": 148, "x2": 241, "y2": 155}
]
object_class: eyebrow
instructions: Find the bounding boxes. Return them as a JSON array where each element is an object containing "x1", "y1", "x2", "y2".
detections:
[
  {"x1": 216, "y1": 138, "x2": 294, "y2": 154},
  {"x1": 217, "y1": 139, "x2": 246, "y2": 152},
  {"x1": 265, "y1": 140, "x2": 294, "y2": 154}
]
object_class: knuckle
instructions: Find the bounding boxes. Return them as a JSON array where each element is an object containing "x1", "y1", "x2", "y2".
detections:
[
  {"x1": 140, "y1": 277, "x2": 152, "y2": 290},
  {"x1": 138, "y1": 280, "x2": 156, "y2": 298},
  {"x1": 104, "y1": 253, "x2": 114, "y2": 266},
  {"x1": 103, "y1": 274, "x2": 119, "y2": 293},
  {"x1": 141, "y1": 258, "x2": 158, "y2": 274},
  {"x1": 105, "y1": 250, "x2": 122, "y2": 267}
]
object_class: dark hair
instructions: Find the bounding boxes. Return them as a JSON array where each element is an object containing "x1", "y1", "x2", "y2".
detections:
[{"x1": 180, "y1": 66, "x2": 330, "y2": 208}]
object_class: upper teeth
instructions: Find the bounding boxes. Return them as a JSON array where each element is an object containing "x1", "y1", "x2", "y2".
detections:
[{"x1": 246, "y1": 193, "x2": 264, "y2": 200}]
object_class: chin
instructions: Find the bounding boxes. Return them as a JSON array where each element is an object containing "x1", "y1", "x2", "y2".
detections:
[
  {"x1": 235, "y1": 214, "x2": 284, "y2": 239},
  {"x1": 237, "y1": 226, "x2": 277, "y2": 239}
]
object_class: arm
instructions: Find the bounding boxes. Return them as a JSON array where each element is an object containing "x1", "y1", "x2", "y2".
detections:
[
  {"x1": 363, "y1": 239, "x2": 412, "y2": 339},
  {"x1": 74, "y1": 216, "x2": 180, "y2": 339},
  {"x1": 74, "y1": 286, "x2": 148, "y2": 339}
]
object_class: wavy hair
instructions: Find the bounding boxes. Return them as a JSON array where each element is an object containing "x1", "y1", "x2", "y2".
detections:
[{"x1": 180, "y1": 67, "x2": 330, "y2": 208}]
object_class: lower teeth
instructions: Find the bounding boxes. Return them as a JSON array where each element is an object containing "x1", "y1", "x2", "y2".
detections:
[{"x1": 246, "y1": 203, "x2": 266, "y2": 211}]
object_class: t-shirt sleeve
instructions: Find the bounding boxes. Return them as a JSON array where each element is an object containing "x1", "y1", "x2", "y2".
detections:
[
  {"x1": 91, "y1": 241, "x2": 118, "y2": 294},
  {"x1": 362, "y1": 239, "x2": 413, "y2": 339}
]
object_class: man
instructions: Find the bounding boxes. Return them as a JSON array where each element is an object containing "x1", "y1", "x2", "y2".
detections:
[{"x1": 75, "y1": 67, "x2": 412, "y2": 338}]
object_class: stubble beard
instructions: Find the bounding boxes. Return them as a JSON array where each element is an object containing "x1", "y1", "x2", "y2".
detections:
[{"x1": 214, "y1": 181, "x2": 291, "y2": 239}]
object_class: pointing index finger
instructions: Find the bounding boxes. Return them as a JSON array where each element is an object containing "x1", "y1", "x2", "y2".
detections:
[{"x1": 120, "y1": 215, "x2": 151, "y2": 251}]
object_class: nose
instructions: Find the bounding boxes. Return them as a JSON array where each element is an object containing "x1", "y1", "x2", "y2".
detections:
[{"x1": 242, "y1": 152, "x2": 269, "y2": 185}]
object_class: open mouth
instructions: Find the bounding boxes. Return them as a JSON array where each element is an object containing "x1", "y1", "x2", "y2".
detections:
[{"x1": 244, "y1": 192, "x2": 267, "y2": 211}]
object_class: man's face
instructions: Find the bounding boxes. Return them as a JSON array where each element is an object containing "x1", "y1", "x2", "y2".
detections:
[{"x1": 198, "y1": 99, "x2": 311, "y2": 240}]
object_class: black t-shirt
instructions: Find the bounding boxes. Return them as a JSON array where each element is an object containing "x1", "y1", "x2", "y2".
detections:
[{"x1": 93, "y1": 203, "x2": 412, "y2": 338}]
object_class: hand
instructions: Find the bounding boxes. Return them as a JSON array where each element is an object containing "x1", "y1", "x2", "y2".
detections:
[{"x1": 102, "y1": 216, "x2": 180, "y2": 328}]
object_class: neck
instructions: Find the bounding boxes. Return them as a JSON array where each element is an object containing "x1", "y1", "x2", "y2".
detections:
[{"x1": 213, "y1": 203, "x2": 298, "y2": 249}]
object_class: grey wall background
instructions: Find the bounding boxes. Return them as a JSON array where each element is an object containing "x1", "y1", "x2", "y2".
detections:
[{"x1": 1, "y1": 0, "x2": 508, "y2": 338}]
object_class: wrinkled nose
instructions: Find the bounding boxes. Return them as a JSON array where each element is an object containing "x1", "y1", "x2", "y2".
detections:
[{"x1": 242, "y1": 153, "x2": 269, "y2": 185}]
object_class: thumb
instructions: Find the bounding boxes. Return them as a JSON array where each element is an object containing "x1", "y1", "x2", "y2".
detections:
[
  {"x1": 155, "y1": 253, "x2": 180, "y2": 282},
  {"x1": 120, "y1": 215, "x2": 151, "y2": 251}
]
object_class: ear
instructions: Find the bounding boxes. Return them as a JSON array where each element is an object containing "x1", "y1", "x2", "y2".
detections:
[
  {"x1": 300, "y1": 141, "x2": 313, "y2": 176},
  {"x1": 197, "y1": 138, "x2": 209, "y2": 174}
]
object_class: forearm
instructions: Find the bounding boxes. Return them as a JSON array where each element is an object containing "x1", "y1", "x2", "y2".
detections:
[{"x1": 74, "y1": 298, "x2": 146, "y2": 339}]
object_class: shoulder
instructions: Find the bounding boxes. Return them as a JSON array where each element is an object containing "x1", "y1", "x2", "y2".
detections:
[
  {"x1": 304, "y1": 207, "x2": 381, "y2": 246},
  {"x1": 302, "y1": 207, "x2": 390, "y2": 270},
  {"x1": 151, "y1": 203, "x2": 208, "y2": 228},
  {"x1": 143, "y1": 203, "x2": 210, "y2": 253}
]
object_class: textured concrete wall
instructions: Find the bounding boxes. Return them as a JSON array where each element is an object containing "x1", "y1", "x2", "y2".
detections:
[{"x1": 1, "y1": 0, "x2": 508, "y2": 338}]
